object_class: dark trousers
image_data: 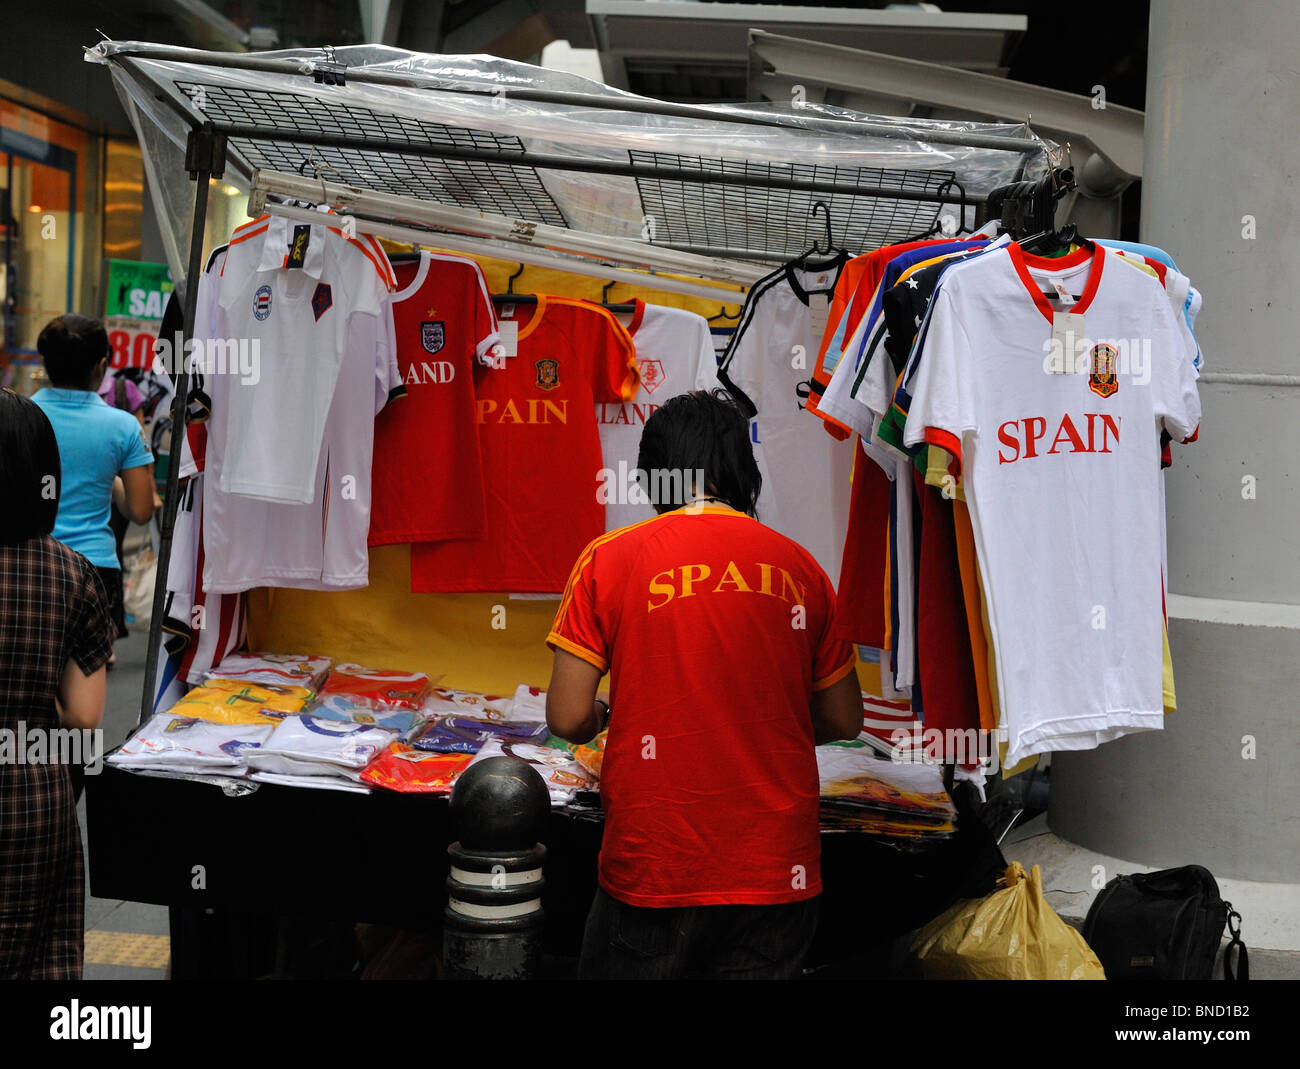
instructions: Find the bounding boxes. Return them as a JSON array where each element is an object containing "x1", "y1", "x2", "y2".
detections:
[{"x1": 577, "y1": 886, "x2": 819, "y2": 980}]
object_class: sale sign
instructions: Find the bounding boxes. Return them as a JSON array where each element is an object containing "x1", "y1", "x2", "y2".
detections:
[{"x1": 103, "y1": 259, "x2": 173, "y2": 369}]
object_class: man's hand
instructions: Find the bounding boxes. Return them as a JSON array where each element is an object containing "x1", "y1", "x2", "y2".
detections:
[{"x1": 546, "y1": 649, "x2": 606, "y2": 744}]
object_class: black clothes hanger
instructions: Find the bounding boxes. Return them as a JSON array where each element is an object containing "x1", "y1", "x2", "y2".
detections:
[
  {"x1": 599, "y1": 278, "x2": 637, "y2": 314},
  {"x1": 708, "y1": 307, "x2": 741, "y2": 323},
  {"x1": 992, "y1": 167, "x2": 1095, "y2": 298},
  {"x1": 900, "y1": 179, "x2": 975, "y2": 243},
  {"x1": 491, "y1": 263, "x2": 537, "y2": 305},
  {"x1": 795, "y1": 201, "x2": 848, "y2": 270}
]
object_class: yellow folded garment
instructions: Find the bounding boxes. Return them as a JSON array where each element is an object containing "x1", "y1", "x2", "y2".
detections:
[{"x1": 168, "y1": 678, "x2": 314, "y2": 724}]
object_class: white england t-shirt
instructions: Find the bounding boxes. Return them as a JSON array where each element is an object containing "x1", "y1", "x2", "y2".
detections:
[
  {"x1": 902, "y1": 244, "x2": 1200, "y2": 768},
  {"x1": 596, "y1": 300, "x2": 720, "y2": 530},
  {"x1": 719, "y1": 265, "x2": 854, "y2": 584},
  {"x1": 201, "y1": 214, "x2": 401, "y2": 592}
]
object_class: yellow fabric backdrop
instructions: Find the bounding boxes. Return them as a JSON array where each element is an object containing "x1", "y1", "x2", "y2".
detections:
[{"x1": 247, "y1": 247, "x2": 876, "y2": 692}]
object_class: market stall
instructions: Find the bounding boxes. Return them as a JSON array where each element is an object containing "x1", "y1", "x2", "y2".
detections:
[{"x1": 82, "y1": 40, "x2": 1105, "y2": 975}]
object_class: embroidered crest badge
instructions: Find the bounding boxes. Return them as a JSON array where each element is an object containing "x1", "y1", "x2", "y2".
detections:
[
  {"x1": 639, "y1": 358, "x2": 666, "y2": 394},
  {"x1": 1088, "y1": 343, "x2": 1118, "y2": 398},
  {"x1": 535, "y1": 358, "x2": 559, "y2": 390},
  {"x1": 421, "y1": 321, "x2": 445, "y2": 354}
]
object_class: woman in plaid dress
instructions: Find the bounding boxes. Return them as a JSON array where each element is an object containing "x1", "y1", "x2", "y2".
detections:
[{"x1": 0, "y1": 389, "x2": 114, "y2": 979}]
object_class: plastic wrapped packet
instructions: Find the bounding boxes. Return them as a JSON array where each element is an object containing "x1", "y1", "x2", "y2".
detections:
[
  {"x1": 317, "y1": 663, "x2": 436, "y2": 710},
  {"x1": 409, "y1": 716, "x2": 549, "y2": 755},
  {"x1": 360, "y1": 742, "x2": 473, "y2": 794},
  {"x1": 244, "y1": 714, "x2": 396, "y2": 777},
  {"x1": 418, "y1": 688, "x2": 515, "y2": 722},
  {"x1": 167, "y1": 678, "x2": 313, "y2": 724},
  {"x1": 204, "y1": 651, "x2": 332, "y2": 690},
  {"x1": 309, "y1": 693, "x2": 418, "y2": 734},
  {"x1": 509, "y1": 684, "x2": 547, "y2": 724},
  {"x1": 108, "y1": 713, "x2": 274, "y2": 776}
]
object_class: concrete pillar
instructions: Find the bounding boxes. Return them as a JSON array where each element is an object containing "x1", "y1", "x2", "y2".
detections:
[{"x1": 1049, "y1": 0, "x2": 1300, "y2": 884}]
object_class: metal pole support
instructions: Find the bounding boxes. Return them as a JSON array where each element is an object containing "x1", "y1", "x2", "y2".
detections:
[
  {"x1": 443, "y1": 842, "x2": 547, "y2": 980},
  {"x1": 441, "y1": 755, "x2": 552, "y2": 980}
]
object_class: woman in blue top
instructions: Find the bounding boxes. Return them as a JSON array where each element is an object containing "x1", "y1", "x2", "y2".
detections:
[{"x1": 31, "y1": 315, "x2": 156, "y2": 665}]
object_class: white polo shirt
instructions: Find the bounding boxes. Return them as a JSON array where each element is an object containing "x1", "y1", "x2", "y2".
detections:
[{"x1": 202, "y1": 213, "x2": 400, "y2": 592}]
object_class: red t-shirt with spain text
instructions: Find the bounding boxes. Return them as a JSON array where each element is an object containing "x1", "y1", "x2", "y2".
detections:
[
  {"x1": 410, "y1": 296, "x2": 638, "y2": 592},
  {"x1": 547, "y1": 504, "x2": 856, "y2": 907}
]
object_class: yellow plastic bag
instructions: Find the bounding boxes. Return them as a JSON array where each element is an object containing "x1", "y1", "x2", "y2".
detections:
[{"x1": 910, "y1": 862, "x2": 1106, "y2": 979}]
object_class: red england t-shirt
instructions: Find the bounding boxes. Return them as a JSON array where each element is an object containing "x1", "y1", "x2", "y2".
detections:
[
  {"x1": 369, "y1": 252, "x2": 499, "y2": 545},
  {"x1": 410, "y1": 296, "x2": 638, "y2": 592},
  {"x1": 547, "y1": 504, "x2": 857, "y2": 907}
]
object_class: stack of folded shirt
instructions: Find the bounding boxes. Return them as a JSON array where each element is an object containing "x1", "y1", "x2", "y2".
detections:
[
  {"x1": 409, "y1": 715, "x2": 549, "y2": 755},
  {"x1": 508, "y1": 685, "x2": 547, "y2": 724},
  {"x1": 169, "y1": 677, "x2": 313, "y2": 724},
  {"x1": 419, "y1": 687, "x2": 515, "y2": 722},
  {"x1": 360, "y1": 743, "x2": 473, "y2": 794},
  {"x1": 108, "y1": 713, "x2": 273, "y2": 777},
  {"x1": 544, "y1": 726, "x2": 606, "y2": 780},
  {"x1": 205, "y1": 652, "x2": 332, "y2": 691},
  {"x1": 464, "y1": 738, "x2": 595, "y2": 806},
  {"x1": 318, "y1": 663, "x2": 434, "y2": 711},
  {"x1": 816, "y1": 744, "x2": 958, "y2": 839},
  {"x1": 309, "y1": 693, "x2": 419, "y2": 734},
  {"x1": 244, "y1": 714, "x2": 396, "y2": 793}
]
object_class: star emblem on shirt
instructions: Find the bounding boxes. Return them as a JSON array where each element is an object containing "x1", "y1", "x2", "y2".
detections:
[
  {"x1": 427, "y1": 307, "x2": 438, "y2": 318},
  {"x1": 914, "y1": 314, "x2": 923, "y2": 327},
  {"x1": 904, "y1": 277, "x2": 920, "y2": 289}
]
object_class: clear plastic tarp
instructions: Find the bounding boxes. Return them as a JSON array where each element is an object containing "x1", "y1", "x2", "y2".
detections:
[{"x1": 87, "y1": 41, "x2": 1058, "y2": 281}]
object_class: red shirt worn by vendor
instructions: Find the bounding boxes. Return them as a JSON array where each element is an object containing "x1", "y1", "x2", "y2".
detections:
[{"x1": 547, "y1": 503, "x2": 856, "y2": 908}]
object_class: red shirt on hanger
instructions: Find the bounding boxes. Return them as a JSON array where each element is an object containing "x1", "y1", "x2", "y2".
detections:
[
  {"x1": 369, "y1": 252, "x2": 500, "y2": 546},
  {"x1": 409, "y1": 295, "x2": 639, "y2": 593}
]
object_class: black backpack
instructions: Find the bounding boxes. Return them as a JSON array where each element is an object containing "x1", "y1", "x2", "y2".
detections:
[{"x1": 1082, "y1": 864, "x2": 1247, "y2": 980}]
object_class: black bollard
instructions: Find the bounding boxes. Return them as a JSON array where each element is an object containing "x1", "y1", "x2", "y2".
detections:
[{"x1": 443, "y1": 755, "x2": 550, "y2": 980}]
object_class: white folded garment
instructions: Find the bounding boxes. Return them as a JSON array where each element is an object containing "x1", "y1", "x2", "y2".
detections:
[
  {"x1": 508, "y1": 684, "x2": 547, "y2": 724},
  {"x1": 249, "y1": 770, "x2": 371, "y2": 794},
  {"x1": 205, "y1": 652, "x2": 332, "y2": 690},
  {"x1": 419, "y1": 687, "x2": 515, "y2": 722},
  {"x1": 108, "y1": 713, "x2": 273, "y2": 774},
  {"x1": 243, "y1": 714, "x2": 395, "y2": 775}
]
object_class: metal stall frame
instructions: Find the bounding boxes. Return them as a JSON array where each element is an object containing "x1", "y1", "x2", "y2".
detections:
[{"x1": 87, "y1": 43, "x2": 1054, "y2": 729}]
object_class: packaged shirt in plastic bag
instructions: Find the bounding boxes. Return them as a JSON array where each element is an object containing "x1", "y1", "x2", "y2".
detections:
[
  {"x1": 910, "y1": 862, "x2": 1106, "y2": 980},
  {"x1": 360, "y1": 743, "x2": 473, "y2": 794},
  {"x1": 409, "y1": 715, "x2": 549, "y2": 755},
  {"x1": 205, "y1": 651, "x2": 332, "y2": 690},
  {"x1": 419, "y1": 687, "x2": 515, "y2": 722},
  {"x1": 108, "y1": 713, "x2": 273, "y2": 775},
  {"x1": 309, "y1": 692, "x2": 418, "y2": 734},
  {"x1": 318, "y1": 663, "x2": 434, "y2": 710},
  {"x1": 244, "y1": 714, "x2": 396, "y2": 778},
  {"x1": 168, "y1": 677, "x2": 313, "y2": 724},
  {"x1": 509, "y1": 684, "x2": 547, "y2": 724}
]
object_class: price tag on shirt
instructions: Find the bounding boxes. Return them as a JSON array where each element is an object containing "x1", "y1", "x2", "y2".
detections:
[
  {"x1": 807, "y1": 293, "x2": 832, "y2": 352},
  {"x1": 1050, "y1": 311, "x2": 1086, "y2": 374},
  {"x1": 497, "y1": 320, "x2": 519, "y2": 358},
  {"x1": 1048, "y1": 278, "x2": 1076, "y2": 307}
]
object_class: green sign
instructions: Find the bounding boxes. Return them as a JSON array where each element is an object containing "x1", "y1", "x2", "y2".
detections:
[
  {"x1": 103, "y1": 259, "x2": 173, "y2": 320},
  {"x1": 103, "y1": 259, "x2": 174, "y2": 369}
]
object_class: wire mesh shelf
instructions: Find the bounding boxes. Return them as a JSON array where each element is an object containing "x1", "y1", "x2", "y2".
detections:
[
  {"x1": 630, "y1": 151, "x2": 956, "y2": 257},
  {"x1": 177, "y1": 81, "x2": 569, "y2": 225}
]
